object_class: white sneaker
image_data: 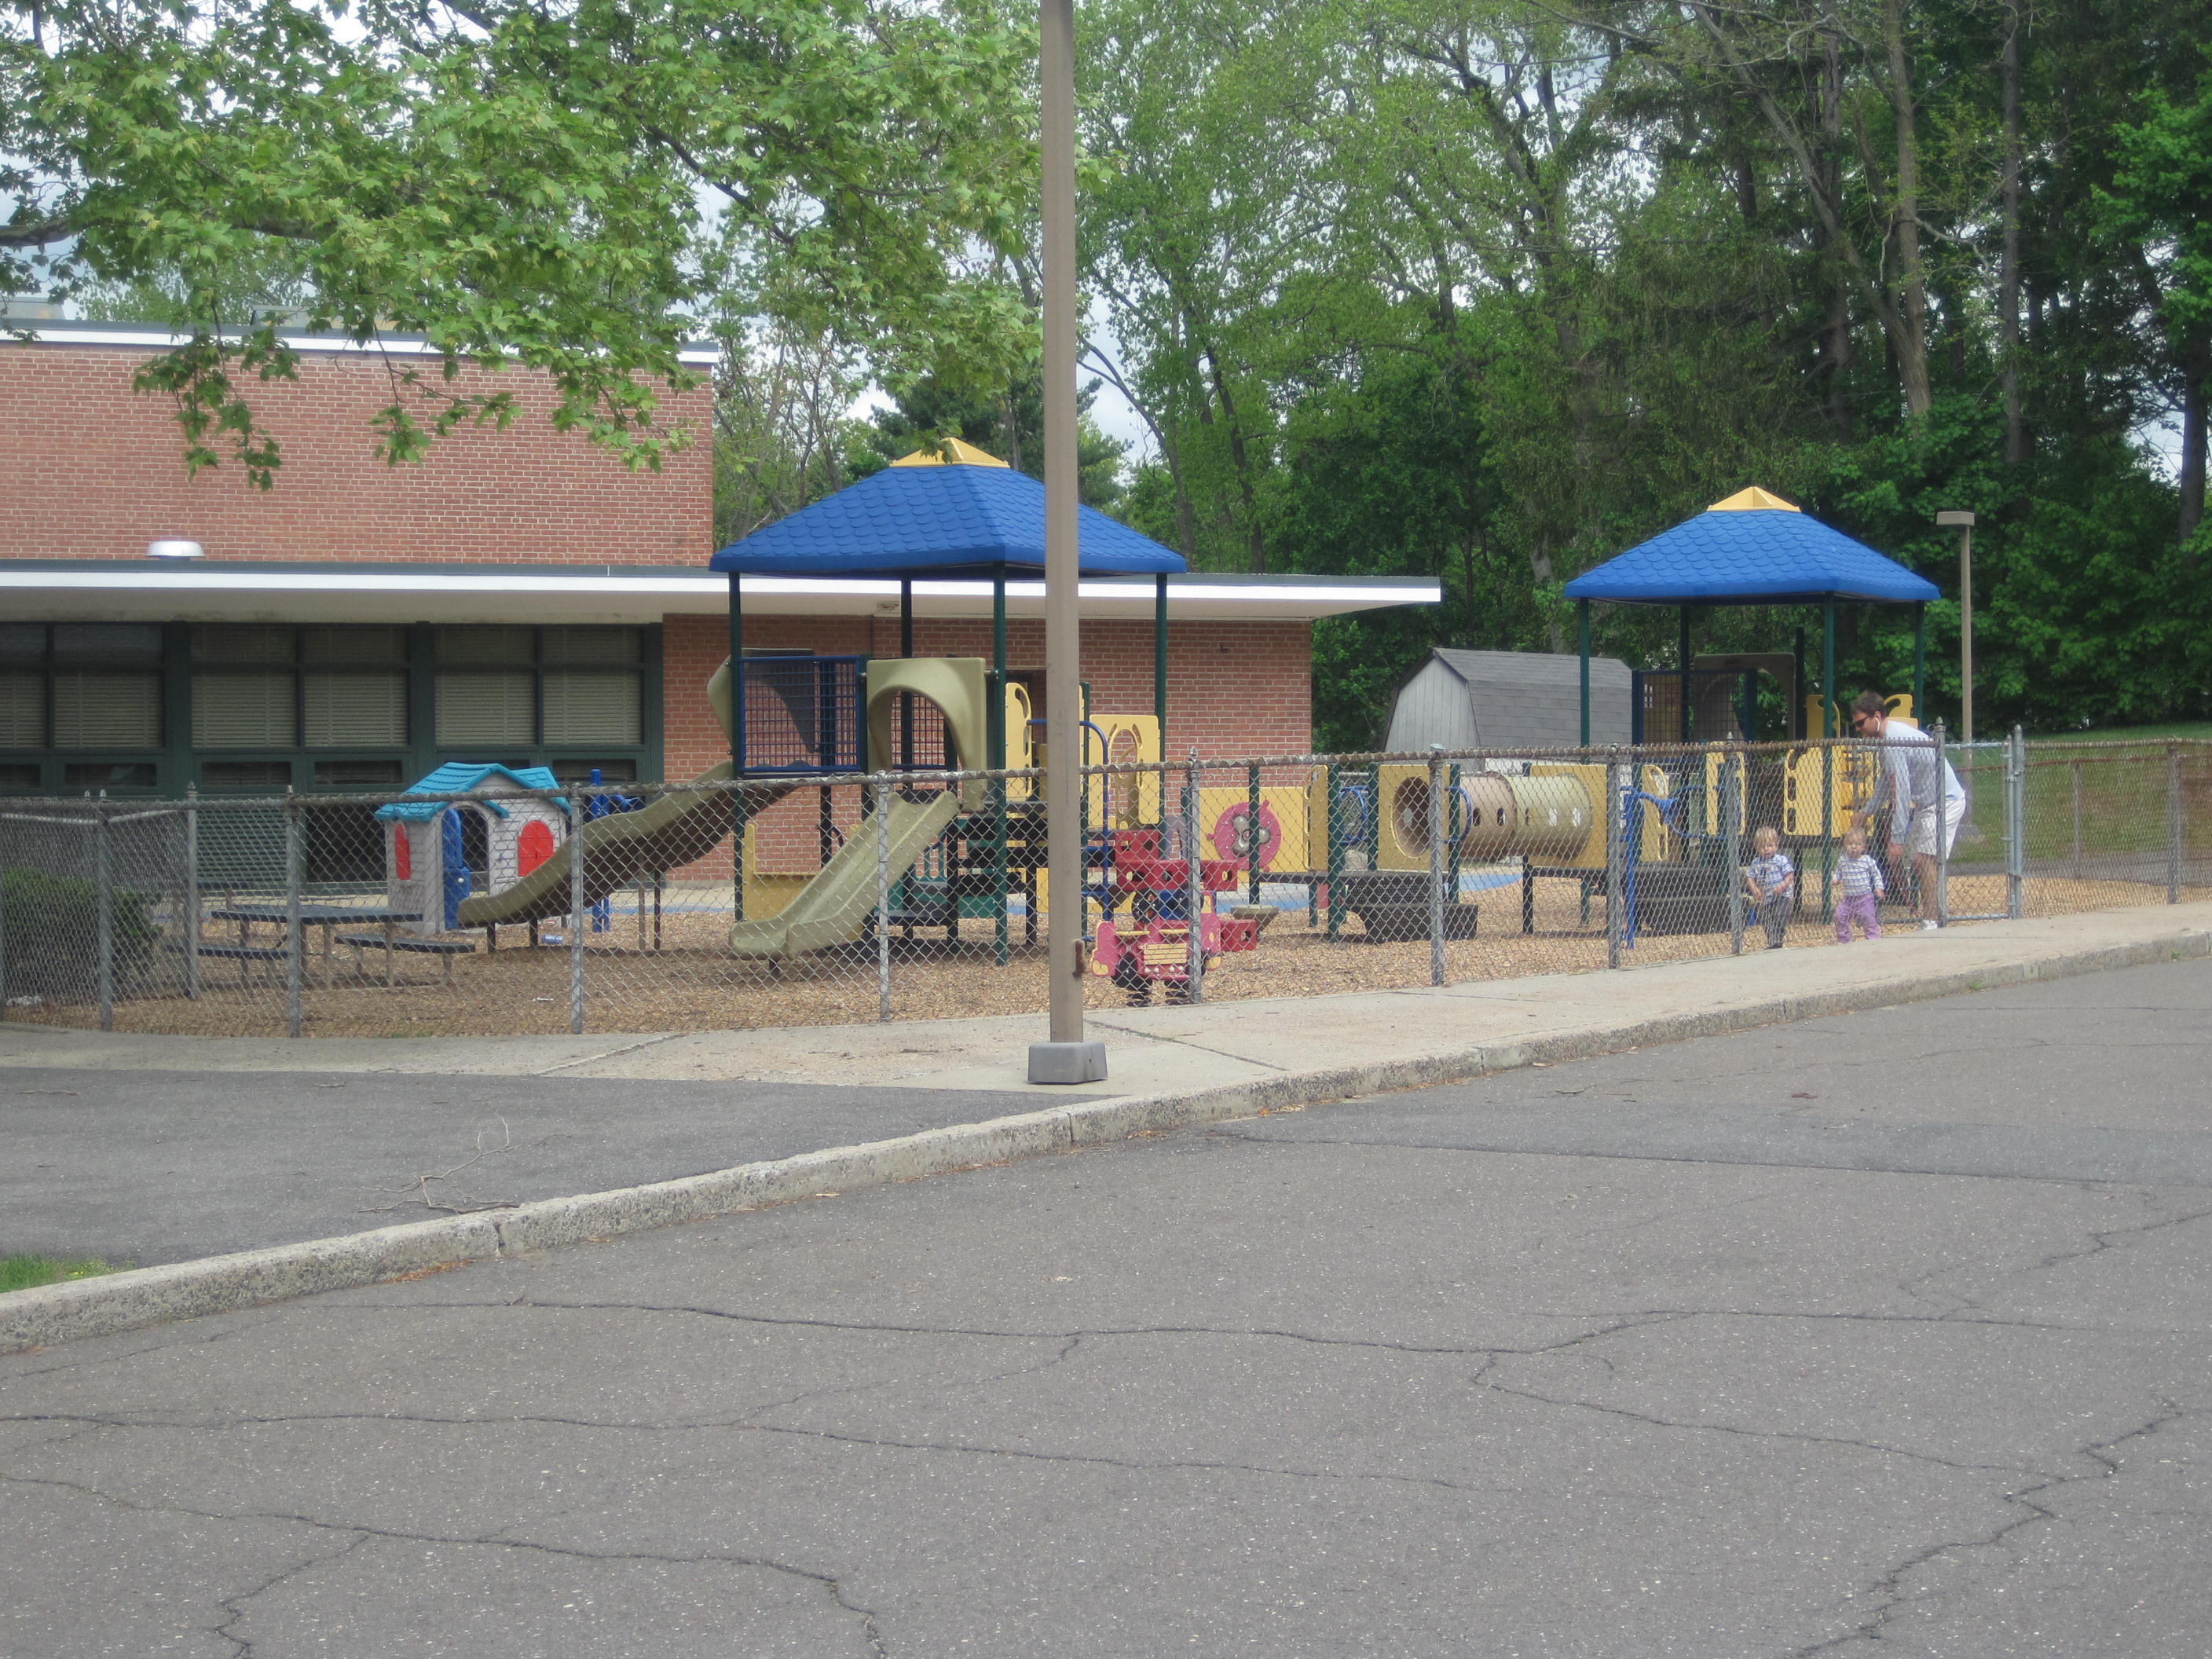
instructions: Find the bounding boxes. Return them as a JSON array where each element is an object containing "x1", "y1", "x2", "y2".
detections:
[{"x1": 1919, "y1": 918, "x2": 1939, "y2": 931}]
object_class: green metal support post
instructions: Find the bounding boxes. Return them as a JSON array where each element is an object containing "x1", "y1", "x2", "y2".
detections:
[
  {"x1": 1912, "y1": 602, "x2": 1926, "y2": 720},
  {"x1": 1154, "y1": 573, "x2": 1169, "y2": 749},
  {"x1": 991, "y1": 572, "x2": 1009, "y2": 965},
  {"x1": 1577, "y1": 600, "x2": 1591, "y2": 746},
  {"x1": 1247, "y1": 761, "x2": 1262, "y2": 905},
  {"x1": 899, "y1": 577, "x2": 914, "y2": 768},
  {"x1": 1821, "y1": 600, "x2": 1837, "y2": 921},
  {"x1": 1678, "y1": 606, "x2": 1694, "y2": 742},
  {"x1": 728, "y1": 573, "x2": 745, "y2": 921}
]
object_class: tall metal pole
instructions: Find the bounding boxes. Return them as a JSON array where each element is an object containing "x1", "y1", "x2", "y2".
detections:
[
  {"x1": 1937, "y1": 511, "x2": 1976, "y2": 742},
  {"x1": 95, "y1": 799, "x2": 114, "y2": 1034},
  {"x1": 567, "y1": 791, "x2": 586, "y2": 1035},
  {"x1": 1027, "y1": 0, "x2": 1102, "y2": 1083},
  {"x1": 1577, "y1": 599, "x2": 1591, "y2": 745}
]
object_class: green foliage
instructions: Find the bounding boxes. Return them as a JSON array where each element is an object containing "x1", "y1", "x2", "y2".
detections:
[
  {"x1": 1082, "y1": 0, "x2": 2212, "y2": 738},
  {"x1": 858, "y1": 373, "x2": 1130, "y2": 509},
  {"x1": 5, "y1": 0, "x2": 1038, "y2": 482},
  {"x1": 1, "y1": 868, "x2": 159, "y2": 999}
]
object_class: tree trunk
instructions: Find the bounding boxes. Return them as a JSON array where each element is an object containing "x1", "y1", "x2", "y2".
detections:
[
  {"x1": 2183, "y1": 348, "x2": 2208, "y2": 548},
  {"x1": 1204, "y1": 347, "x2": 1268, "y2": 575},
  {"x1": 1822, "y1": 24, "x2": 1853, "y2": 435},
  {"x1": 1999, "y1": 0, "x2": 2025, "y2": 463},
  {"x1": 1884, "y1": 0, "x2": 1932, "y2": 417}
]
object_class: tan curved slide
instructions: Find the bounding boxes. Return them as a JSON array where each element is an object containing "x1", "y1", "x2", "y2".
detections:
[
  {"x1": 727, "y1": 790, "x2": 960, "y2": 959},
  {"x1": 456, "y1": 764, "x2": 798, "y2": 929}
]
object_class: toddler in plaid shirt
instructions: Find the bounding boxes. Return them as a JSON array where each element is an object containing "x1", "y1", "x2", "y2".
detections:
[
  {"x1": 1833, "y1": 827, "x2": 1885, "y2": 942},
  {"x1": 1744, "y1": 826, "x2": 1794, "y2": 948}
]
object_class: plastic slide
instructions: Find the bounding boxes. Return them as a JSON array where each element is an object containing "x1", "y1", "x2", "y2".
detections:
[
  {"x1": 727, "y1": 790, "x2": 960, "y2": 959},
  {"x1": 456, "y1": 764, "x2": 796, "y2": 930}
]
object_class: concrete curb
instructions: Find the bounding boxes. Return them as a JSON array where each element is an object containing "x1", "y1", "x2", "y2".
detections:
[{"x1": 6, "y1": 923, "x2": 2206, "y2": 1353}]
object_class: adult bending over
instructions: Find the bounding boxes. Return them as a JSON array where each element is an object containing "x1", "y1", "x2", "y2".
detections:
[{"x1": 1850, "y1": 690, "x2": 1964, "y2": 930}]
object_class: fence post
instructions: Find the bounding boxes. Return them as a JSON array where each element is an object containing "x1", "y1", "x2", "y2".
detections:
[
  {"x1": 284, "y1": 790, "x2": 303, "y2": 1038},
  {"x1": 2007, "y1": 726, "x2": 2026, "y2": 919},
  {"x1": 1727, "y1": 749, "x2": 1745, "y2": 955},
  {"x1": 1427, "y1": 745, "x2": 1446, "y2": 987},
  {"x1": 2070, "y1": 758, "x2": 2083, "y2": 881},
  {"x1": 183, "y1": 782, "x2": 201, "y2": 1001},
  {"x1": 95, "y1": 797, "x2": 114, "y2": 1033},
  {"x1": 1606, "y1": 759, "x2": 1625, "y2": 969},
  {"x1": 875, "y1": 775, "x2": 892, "y2": 1023},
  {"x1": 2169, "y1": 743, "x2": 2183, "y2": 905},
  {"x1": 1324, "y1": 761, "x2": 1343, "y2": 943},
  {"x1": 568, "y1": 791, "x2": 587, "y2": 1035},
  {"x1": 1247, "y1": 760, "x2": 1262, "y2": 906},
  {"x1": 1183, "y1": 753, "x2": 1204, "y2": 1002},
  {"x1": 1932, "y1": 722, "x2": 1950, "y2": 927}
]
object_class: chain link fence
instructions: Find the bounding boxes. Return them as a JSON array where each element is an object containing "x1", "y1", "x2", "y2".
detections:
[{"x1": 5, "y1": 736, "x2": 2205, "y2": 1038}]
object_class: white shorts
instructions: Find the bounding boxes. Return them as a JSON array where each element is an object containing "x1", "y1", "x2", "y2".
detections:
[{"x1": 1908, "y1": 798, "x2": 1965, "y2": 859}]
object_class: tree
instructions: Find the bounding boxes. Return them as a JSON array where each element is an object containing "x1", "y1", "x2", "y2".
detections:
[
  {"x1": 2, "y1": 0, "x2": 1036, "y2": 483},
  {"x1": 2104, "y1": 59, "x2": 2212, "y2": 543},
  {"x1": 857, "y1": 372, "x2": 1130, "y2": 509}
]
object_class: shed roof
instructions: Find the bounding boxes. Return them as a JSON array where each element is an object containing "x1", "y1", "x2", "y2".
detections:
[
  {"x1": 1563, "y1": 493, "x2": 1938, "y2": 606},
  {"x1": 709, "y1": 451, "x2": 1187, "y2": 580}
]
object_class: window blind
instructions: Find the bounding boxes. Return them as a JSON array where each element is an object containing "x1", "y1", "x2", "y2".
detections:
[
  {"x1": 305, "y1": 671, "x2": 406, "y2": 747},
  {"x1": 193, "y1": 672, "x2": 297, "y2": 747},
  {"x1": 542, "y1": 670, "x2": 641, "y2": 744},
  {"x1": 436, "y1": 671, "x2": 534, "y2": 745},
  {"x1": 0, "y1": 672, "x2": 43, "y2": 748},
  {"x1": 54, "y1": 672, "x2": 162, "y2": 748}
]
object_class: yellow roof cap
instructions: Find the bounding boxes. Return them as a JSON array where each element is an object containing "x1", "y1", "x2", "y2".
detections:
[
  {"x1": 1706, "y1": 486, "x2": 1800, "y2": 512},
  {"x1": 889, "y1": 438, "x2": 1010, "y2": 469}
]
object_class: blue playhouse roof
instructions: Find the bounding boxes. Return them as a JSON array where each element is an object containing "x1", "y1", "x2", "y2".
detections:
[
  {"x1": 709, "y1": 462, "x2": 1187, "y2": 580},
  {"x1": 372, "y1": 763, "x2": 564, "y2": 823},
  {"x1": 1564, "y1": 505, "x2": 1939, "y2": 606}
]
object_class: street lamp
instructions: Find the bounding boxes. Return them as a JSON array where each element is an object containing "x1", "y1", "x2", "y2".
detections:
[
  {"x1": 1936, "y1": 511, "x2": 1974, "y2": 742},
  {"x1": 1025, "y1": 0, "x2": 1105, "y2": 1084}
]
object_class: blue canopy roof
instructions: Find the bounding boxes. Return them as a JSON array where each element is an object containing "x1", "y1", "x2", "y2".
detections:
[
  {"x1": 709, "y1": 462, "x2": 1186, "y2": 580},
  {"x1": 1564, "y1": 507, "x2": 1939, "y2": 606}
]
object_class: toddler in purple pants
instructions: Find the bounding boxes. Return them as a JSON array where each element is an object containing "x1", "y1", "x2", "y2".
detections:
[{"x1": 1834, "y1": 828, "x2": 1884, "y2": 942}]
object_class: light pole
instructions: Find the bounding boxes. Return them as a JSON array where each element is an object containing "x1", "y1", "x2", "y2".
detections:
[
  {"x1": 1936, "y1": 510, "x2": 1975, "y2": 742},
  {"x1": 1025, "y1": 0, "x2": 1104, "y2": 1084}
]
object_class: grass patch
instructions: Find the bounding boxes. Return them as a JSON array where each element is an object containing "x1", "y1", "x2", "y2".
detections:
[
  {"x1": 2027, "y1": 721, "x2": 2212, "y2": 745},
  {"x1": 1, "y1": 1253, "x2": 114, "y2": 1294}
]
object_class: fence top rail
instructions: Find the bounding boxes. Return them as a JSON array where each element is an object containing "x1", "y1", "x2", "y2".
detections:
[{"x1": 3, "y1": 732, "x2": 2202, "y2": 815}]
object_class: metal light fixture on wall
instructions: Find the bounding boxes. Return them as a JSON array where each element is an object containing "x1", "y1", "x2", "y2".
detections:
[{"x1": 145, "y1": 539, "x2": 205, "y2": 559}]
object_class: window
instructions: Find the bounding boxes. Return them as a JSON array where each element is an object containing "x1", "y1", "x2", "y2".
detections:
[
  {"x1": 436, "y1": 626, "x2": 643, "y2": 749},
  {"x1": 0, "y1": 624, "x2": 162, "y2": 752},
  {"x1": 195, "y1": 625, "x2": 408, "y2": 750}
]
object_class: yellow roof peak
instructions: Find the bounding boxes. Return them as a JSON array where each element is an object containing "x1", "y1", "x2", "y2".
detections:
[
  {"x1": 889, "y1": 438, "x2": 1010, "y2": 469},
  {"x1": 1707, "y1": 486, "x2": 1800, "y2": 513}
]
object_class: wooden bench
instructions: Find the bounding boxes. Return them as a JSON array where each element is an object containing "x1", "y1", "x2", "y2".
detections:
[{"x1": 336, "y1": 934, "x2": 477, "y2": 986}]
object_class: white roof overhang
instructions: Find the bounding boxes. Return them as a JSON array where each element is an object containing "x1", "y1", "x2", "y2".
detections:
[{"x1": 0, "y1": 562, "x2": 1440, "y2": 626}]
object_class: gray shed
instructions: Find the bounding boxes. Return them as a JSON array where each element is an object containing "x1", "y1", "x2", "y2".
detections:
[{"x1": 1383, "y1": 648, "x2": 1631, "y2": 752}]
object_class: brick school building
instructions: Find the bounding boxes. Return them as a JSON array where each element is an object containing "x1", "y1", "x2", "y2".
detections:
[{"x1": 2, "y1": 321, "x2": 1435, "y2": 802}]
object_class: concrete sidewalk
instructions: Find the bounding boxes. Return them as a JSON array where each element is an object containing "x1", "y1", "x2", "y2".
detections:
[{"x1": 5, "y1": 900, "x2": 2209, "y2": 1353}]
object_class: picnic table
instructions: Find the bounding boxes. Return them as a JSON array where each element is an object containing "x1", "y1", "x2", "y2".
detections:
[{"x1": 208, "y1": 904, "x2": 423, "y2": 989}]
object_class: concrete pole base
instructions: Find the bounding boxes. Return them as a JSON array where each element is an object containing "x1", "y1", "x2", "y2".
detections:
[{"x1": 1027, "y1": 1039, "x2": 1108, "y2": 1085}]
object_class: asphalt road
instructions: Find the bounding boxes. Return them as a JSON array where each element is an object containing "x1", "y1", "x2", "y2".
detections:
[
  {"x1": 0, "y1": 1070, "x2": 1084, "y2": 1265},
  {"x1": 5, "y1": 958, "x2": 2212, "y2": 1657}
]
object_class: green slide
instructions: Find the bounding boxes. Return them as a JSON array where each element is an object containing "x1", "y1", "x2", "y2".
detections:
[
  {"x1": 456, "y1": 764, "x2": 797, "y2": 930},
  {"x1": 727, "y1": 790, "x2": 959, "y2": 959}
]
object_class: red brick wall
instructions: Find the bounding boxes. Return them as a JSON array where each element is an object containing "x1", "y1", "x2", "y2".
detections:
[
  {"x1": 660, "y1": 613, "x2": 1313, "y2": 782},
  {"x1": 1, "y1": 342, "x2": 711, "y2": 565}
]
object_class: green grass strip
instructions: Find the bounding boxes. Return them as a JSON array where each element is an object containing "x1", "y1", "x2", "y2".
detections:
[{"x1": 1, "y1": 1254, "x2": 114, "y2": 1295}]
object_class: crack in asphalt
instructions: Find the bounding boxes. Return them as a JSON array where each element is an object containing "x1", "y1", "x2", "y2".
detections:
[
  {"x1": 1781, "y1": 1402, "x2": 2196, "y2": 1655},
  {"x1": 0, "y1": 1470, "x2": 889, "y2": 1657},
  {"x1": 211, "y1": 1533, "x2": 373, "y2": 1658}
]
